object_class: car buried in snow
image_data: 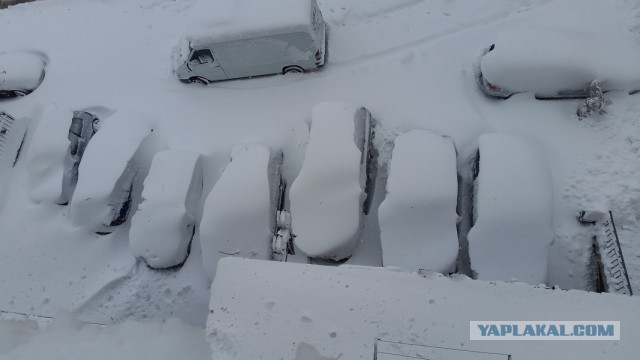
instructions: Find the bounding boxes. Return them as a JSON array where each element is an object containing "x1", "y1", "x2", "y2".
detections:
[
  {"x1": 289, "y1": 102, "x2": 376, "y2": 262},
  {"x1": 0, "y1": 51, "x2": 46, "y2": 98},
  {"x1": 467, "y1": 133, "x2": 553, "y2": 284},
  {"x1": 477, "y1": 29, "x2": 640, "y2": 99}
]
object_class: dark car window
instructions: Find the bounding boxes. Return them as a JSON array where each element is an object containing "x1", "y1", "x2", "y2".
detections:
[{"x1": 190, "y1": 49, "x2": 214, "y2": 64}]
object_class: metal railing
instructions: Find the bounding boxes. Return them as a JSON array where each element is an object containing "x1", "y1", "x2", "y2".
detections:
[{"x1": 374, "y1": 339, "x2": 511, "y2": 360}]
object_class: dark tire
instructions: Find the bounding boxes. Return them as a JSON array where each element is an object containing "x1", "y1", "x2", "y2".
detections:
[
  {"x1": 189, "y1": 77, "x2": 209, "y2": 85},
  {"x1": 13, "y1": 90, "x2": 28, "y2": 97},
  {"x1": 283, "y1": 66, "x2": 304, "y2": 74}
]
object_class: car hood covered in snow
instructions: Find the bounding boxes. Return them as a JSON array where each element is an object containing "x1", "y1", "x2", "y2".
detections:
[{"x1": 480, "y1": 28, "x2": 640, "y2": 94}]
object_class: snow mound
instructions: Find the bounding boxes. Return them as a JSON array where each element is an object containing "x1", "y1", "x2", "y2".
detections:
[
  {"x1": 26, "y1": 105, "x2": 73, "y2": 204},
  {"x1": 481, "y1": 28, "x2": 640, "y2": 94},
  {"x1": 70, "y1": 111, "x2": 153, "y2": 232},
  {"x1": 186, "y1": 0, "x2": 314, "y2": 45},
  {"x1": 0, "y1": 51, "x2": 45, "y2": 91},
  {"x1": 129, "y1": 150, "x2": 203, "y2": 269},
  {"x1": 289, "y1": 102, "x2": 368, "y2": 260},
  {"x1": 378, "y1": 129, "x2": 459, "y2": 274},
  {"x1": 199, "y1": 143, "x2": 282, "y2": 281},
  {"x1": 468, "y1": 133, "x2": 553, "y2": 284}
]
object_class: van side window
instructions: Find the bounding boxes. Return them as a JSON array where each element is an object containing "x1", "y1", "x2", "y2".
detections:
[{"x1": 190, "y1": 49, "x2": 215, "y2": 64}]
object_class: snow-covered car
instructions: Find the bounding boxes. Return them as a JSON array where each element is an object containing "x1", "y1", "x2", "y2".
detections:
[
  {"x1": 467, "y1": 133, "x2": 553, "y2": 284},
  {"x1": 199, "y1": 144, "x2": 284, "y2": 281},
  {"x1": 289, "y1": 102, "x2": 376, "y2": 261},
  {"x1": 70, "y1": 111, "x2": 154, "y2": 233},
  {"x1": 477, "y1": 29, "x2": 640, "y2": 99},
  {"x1": 129, "y1": 150, "x2": 203, "y2": 269},
  {"x1": 0, "y1": 51, "x2": 46, "y2": 98},
  {"x1": 378, "y1": 130, "x2": 459, "y2": 274}
]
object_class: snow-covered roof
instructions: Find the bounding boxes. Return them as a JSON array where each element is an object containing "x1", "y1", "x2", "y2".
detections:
[
  {"x1": 480, "y1": 28, "x2": 640, "y2": 93},
  {"x1": 468, "y1": 133, "x2": 553, "y2": 284},
  {"x1": 378, "y1": 130, "x2": 459, "y2": 273},
  {"x1": 199, "y1": 143, "x2": 278, "y2": 281},
  {"x1": 289, "y1": 102, "x2": 365, "y2": 260},
  {"x1": 208, "y1": 258, "x2": 640, "y2": 360},
  {"x1": 185, "y1": 0, "x2": 314, "y2": 45},
  {"x1": 0, "y1": 51, "x2": 45, "y2": 91}
]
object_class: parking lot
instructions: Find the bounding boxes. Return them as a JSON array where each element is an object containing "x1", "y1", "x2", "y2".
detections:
[{"x1": 1, "y1": 0, "x2": 640, "y2": 326}]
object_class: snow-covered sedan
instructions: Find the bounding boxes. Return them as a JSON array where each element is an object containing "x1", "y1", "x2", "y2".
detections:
[
  {"x1": 289, "y1": 102, "x2": 376, "y2": 261},
  {"x1": 467, "y1": 133, "x2": 553, "y2": 284},
  {"x1": 378, "y1": 130, "x2": 459, "y2": 274},
  {"x1": 0, "y1": 51, "x2": 46, "y2": 98},
  {"x1": 199, "y1": 144, "x2": 284, "y2": 281},
  {"x1": 478, "y1": 29, "x2": 640, "y2": 99},
  {"x1": 129, "y1": 150, "x2": 203, "y2": 269}
]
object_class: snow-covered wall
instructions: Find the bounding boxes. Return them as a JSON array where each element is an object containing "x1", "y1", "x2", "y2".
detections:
[{"x1": 207, "y1": 258, "x2": 640, "y2": 360}]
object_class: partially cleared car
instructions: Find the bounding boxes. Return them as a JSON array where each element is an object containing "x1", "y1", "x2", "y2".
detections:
[
  {"x1": 477, "y1": 29, "x2": 640, "y2": 99},
  {"x1": 289, "y1": 102, "x2": 376, "y2": 261},
  {"x1": 0, "y1": 51, "x2": 46, "y2": 98}
]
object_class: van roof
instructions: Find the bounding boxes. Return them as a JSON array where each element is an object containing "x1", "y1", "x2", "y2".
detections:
[{"x1": 185, "y1": 0, "x2": 315, "y2": 45}]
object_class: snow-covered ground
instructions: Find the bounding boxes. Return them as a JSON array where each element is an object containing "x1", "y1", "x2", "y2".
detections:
[{"x1": 1, "y1": 0, "x2": 640, "y2": 357}]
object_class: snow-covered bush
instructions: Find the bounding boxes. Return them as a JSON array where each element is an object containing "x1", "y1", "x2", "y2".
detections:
[{"x1": 577, "y1": 81, "x2": 611, "y2": 120}]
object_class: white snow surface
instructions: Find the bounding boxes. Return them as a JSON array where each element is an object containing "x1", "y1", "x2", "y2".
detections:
[
  {"x1": 468, "y1": 133, "x2": 553, "y2": 284},
  {"x1": 70, "y1": 110, "x2": 153, "y2": 230},
  {"x1": 1, "y1": 0, "x2": 640, "y2": 352},
  {"x1": 25, "y1": 105, "x2": 72, "y2": 204},
  {"x1": 0, "y1": 314, "x2": 210, "y2": 360},
  {"x1": 289, "y1": 102, "x2": 364, "y2": 260},
  {"x1": 199, "y1": 143, "x2": 277, "y2": 281},
  {"x1": 481, "y1": 28, "x2": 640, "y2": 93},
  {"x1": 378, "y1": 130, "x2": 459, "y2": 274},
  {"x1": 129, "y1": 150, "x2": 203, "y2": 269},
  {"x1": 186, "y1": 0, "x2": 314, "y2": 45},
  {"x1": 0, "y1": 51, "x2": 44, "y2": 91},
  {"x1": 207, "y1": 258, "x2": 640, "y2": 360}
]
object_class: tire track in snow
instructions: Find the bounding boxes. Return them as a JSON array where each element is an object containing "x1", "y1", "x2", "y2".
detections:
[{"x1": 326, "y1": 0, "x2": 553, "y2": 68}]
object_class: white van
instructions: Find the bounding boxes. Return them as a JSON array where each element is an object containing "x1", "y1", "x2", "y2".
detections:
[{"x1": 174, "y1": 0, "x2": 326, "y2": 84}]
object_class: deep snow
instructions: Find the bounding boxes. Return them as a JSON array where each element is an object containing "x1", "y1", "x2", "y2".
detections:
[{"x1": 0, "y1": 0, "x2": 639, "y2": 357}]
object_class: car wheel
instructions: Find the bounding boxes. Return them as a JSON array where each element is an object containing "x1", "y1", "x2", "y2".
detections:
[
  {"x1": 12, "y1": 90, "x2": 28, "y2": 97},
  {"x1": 189, "y1": 77, "x2": 209, "y2": 85},
  {"x1": 283, "y1": 66, "x2": 304, "y2": 74}
]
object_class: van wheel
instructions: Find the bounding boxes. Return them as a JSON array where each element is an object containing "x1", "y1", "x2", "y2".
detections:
[
  {"x1": 283, "y1": 66, "x2": 304, "y2": 74},
  {"x1": 189, "y1": 77, "x2": 209, "y2": 85}
]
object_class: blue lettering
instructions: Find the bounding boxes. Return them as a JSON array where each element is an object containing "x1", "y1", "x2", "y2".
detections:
[
  {"x1": 478, "y1": 324, "x2": 490, "y2": 336},
  {"x1": 523, "y1": 325, "x2": 535, "y2": 336},
  {"x1": 598, "y1": 325, "x2": 614, "y2": 337},
  {"x1": 574, "y1": 325, "x2": 584, "y2": 336},
  {"x1": 547, "y1": 325, "x2": 559, "y2": 336},
  {"x1": 487, "y1": 325, "x2": 500, "y2": 336},
  {"x1": 535, "y1": 324, "x2": 546, "y2": 336},
  {"x1": 500, "y1": 325, "x2": 512, "y2": 336}
]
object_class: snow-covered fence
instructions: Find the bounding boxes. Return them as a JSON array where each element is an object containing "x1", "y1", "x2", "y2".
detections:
[
  {"x1": 580, "y1": 211, "x2": 633, "y2": 296},
  {"x1": 0, "y1": 112, "x2": 28, "y2": 171},
  {"x1": 374, "y1": 339, "x2": 511, "y2": 360}
]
